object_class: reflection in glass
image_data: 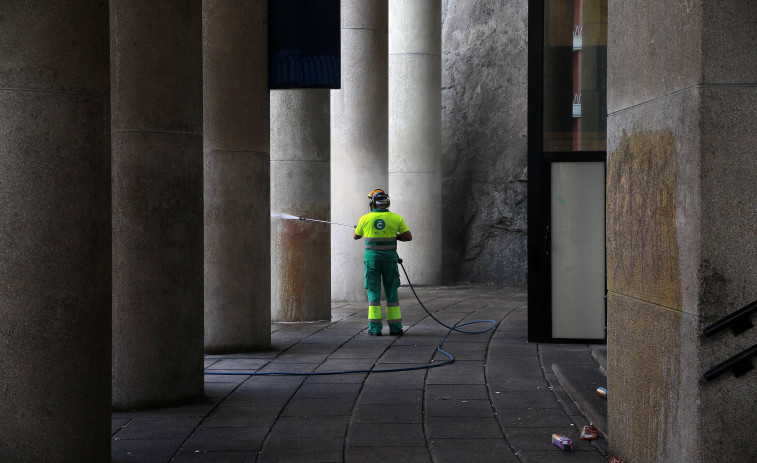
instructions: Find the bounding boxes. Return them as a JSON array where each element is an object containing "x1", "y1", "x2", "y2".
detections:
[{"x1": 543, "y1": 0, "x2": 607, "y2": 152}]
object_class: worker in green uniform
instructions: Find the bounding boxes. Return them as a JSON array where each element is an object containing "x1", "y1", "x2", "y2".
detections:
[{"x1": 354, "y1": 189, "x2": 413, "y2": 336}]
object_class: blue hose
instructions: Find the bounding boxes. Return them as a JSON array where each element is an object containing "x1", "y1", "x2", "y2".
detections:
[{"x1": 204, "y1": 260, "x2": 497, "y2": 376}]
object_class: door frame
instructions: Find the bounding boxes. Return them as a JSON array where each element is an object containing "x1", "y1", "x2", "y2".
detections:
[{"x1": 527, "y1": 0, "x2": 607, "y2": 343}]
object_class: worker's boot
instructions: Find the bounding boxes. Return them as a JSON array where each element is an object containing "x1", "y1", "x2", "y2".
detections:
[
  {"x1": 368, "y1": 322, "x2": 383, "y2": 336},
  {"x1": 388, "y1": 322, "x2": 403, "y2": 335}
]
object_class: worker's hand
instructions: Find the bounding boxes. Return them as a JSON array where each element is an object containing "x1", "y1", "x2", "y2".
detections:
[
  {"x1": 354, "y1": 233, "x2": 363, "y2": 240},
  {"x1": 397, "y1": 230, "x2": 412, "y2": 242}
]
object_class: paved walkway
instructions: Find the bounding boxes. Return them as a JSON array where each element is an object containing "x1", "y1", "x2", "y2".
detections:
[{"x1": 112, "y1": 285, "x2": 610, "y2": 462}]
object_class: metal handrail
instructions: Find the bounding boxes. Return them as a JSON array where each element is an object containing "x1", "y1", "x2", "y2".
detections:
[
  {"x1": 704, "y1": 344, "x2": 757, "y2": 381},
  {"x1": 703, "y1": 299, "x2": 757, "y2": 337}
]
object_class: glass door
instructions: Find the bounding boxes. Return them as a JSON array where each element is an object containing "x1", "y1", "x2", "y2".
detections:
[{"x1": 528, "y1": 0, "x2": 607, "y2": 342}]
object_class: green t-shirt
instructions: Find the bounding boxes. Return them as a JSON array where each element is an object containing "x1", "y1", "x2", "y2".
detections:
[{"x1": 355, "y1": 209, "x2": 409, "y2": 262}]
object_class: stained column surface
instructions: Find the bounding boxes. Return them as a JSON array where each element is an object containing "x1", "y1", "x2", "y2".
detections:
[
  {"x1": 203, "y1": 0, "x2": 271, "y2": 353},
  {"x1": 606, "y1": 1, "x2": 757, "y2": 461},
  {"x1": 111, "y1": 0, "x2": 204, "y2": 409},
  {"x1": 331, "y1": 0, "x2": 389, "y2": 301},
  {"x1": 0, "y1": 2, "x2": 111, "y2": 461},
  {"x1": 388, "y1": 0, "x2": 442, "y2": 284},
  {"x1": 271, "y1": 90, "x2": 331, "y2": 322}
]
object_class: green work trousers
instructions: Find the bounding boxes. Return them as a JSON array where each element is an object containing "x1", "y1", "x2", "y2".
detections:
[{"x1": 364, "y1": 260, "x2": 401, "y2": 324}]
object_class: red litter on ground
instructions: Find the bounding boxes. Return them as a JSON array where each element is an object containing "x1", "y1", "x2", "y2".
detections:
[
  {"x1": 609, "y1": 458, "x2": 624, "y2": 463},
  {"x1": 580, "y1": 425, "x2": 599, "y2": 440},
  {"x1": 552, "y1": 434, "x2": 573, "y2": 451}
]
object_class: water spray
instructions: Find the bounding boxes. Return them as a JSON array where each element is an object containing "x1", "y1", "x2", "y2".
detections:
[
  {"x1": 297, "y1": 217, "x2": 356, "y2": 228},
  {"x1": 271, "y1": 212, "x2": 356, "y2": 228}
]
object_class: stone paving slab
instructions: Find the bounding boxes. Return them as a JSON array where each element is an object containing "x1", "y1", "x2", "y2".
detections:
[
  {"x1": 315, "y1": 357, "x2": 376, "y2": 376},
  {"x1": 426, "y1": 416, "x2": 503, "y2": 439},
  {"x1": 346, "y1": 445, "x2": 432, "y2": 462},
  {"x1": 358, "y1": 387, "x2": 423, "y2": 405},
  {"x1": 271, "y1": 415, "x2": 350, "y2": 438},
  {"x1": 503, "y1": 426, "x2": 595, "y2": 452},
  {"x1": 539, "y1": 345, "x2": 593, "y2": 366},
  {"x1": 200, "y1": 406, "x2": 280, "y2": 428},
  {"x1": 223, "y1": 385, "x2": 298, "y2": 408},
  {"x1": 112, "y1": 438, "x2": 185, "y2": 463},
  {"x1": 111, "y1": 285, "x2": 611, "y2": 463},
  {"x1": 362, "y1": 366, "x2": 427, "y2": 389},
  {"x1": 294, "y1": 383, "x2": 361, "y2": 400},
  {"x1": 203, "y1": 381, "x2": 239, "y2": 399},
  {"x1": 113, "y1": 417, "x2": 203, "y2": 440},
  {"x1": 517, "y1": 449, "x2": 609, "y2": 463},
  {"x1": 280, "y1": 398, "x2": 354, "y2": 417},
  {"x1": 171, "y1": 451, "x2": 257, "y2": 463},
  {"x1": 376, "y1": 344, "x2": 435, "y2": 363},
  {"x1": 426, "y1": 359, "x2": 486, "y2": 384},
  {"x1": 181, "y1": 426, "x2": 268, "y2": 453},
  {"x1": 202, "y1": 374, "x2": 248, "y2": 384},
  {"x1": 425, "y1": 384, "x2": 490, "y2": 400},
  {"x1": 259, "y1": 436, "x2": 344, "y2": 463},
  {"x1": 431, "y1": 339, "x2": 488, "y2": 356},
  {"x1": 390, "y1": 333, "x2": 445, "y2": 346},
  {"x1": 487, "y1": 340, "x2": 538, "y2": 355},
  {"x1": 352, "y1": 403, "x2": 423, "y2": 424},
  {"x1": 424, "y1": 398, "x2": 493, "y2": 417},
  {"x1": 207, "y1": 358, "x2": 269, "y2": 371},
  {"x1": 297, "y1": 334, "x2": 355, "y2": 345},
  {"x1": 490, "y1": 390, "x2": 564, "y2": 409},
  {"x1": 486, "y1": 355, "x2": 550, "y2": 391},
  {"x1": 112, "y1": 417, "x2": 130, "y2": 435},
  {"x1": 347, "y1": 423, "x2": 426, "y2": 447},
  {"x1": 429, "y1": 438, "x2": 520, "y2": 463},
  {"x1": 496, "y1": 407, "x2": 578, "y2": 428}
]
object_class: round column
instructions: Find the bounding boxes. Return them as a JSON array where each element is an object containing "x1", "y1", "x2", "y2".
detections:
[
  {"x1": 0, "y1": 3, "x2": 111, "y2": 461},
  {"x1": 111, "y1": 0, "x2": 204, "y2": 409},
  {"x1": 271, "y1": 90, "x2": 331, "y2": 322},
  {"x1": 331, "y1": 0, "x2": 389, "y2": 301},
  {"x1": 388, "y1": 0, "x2": 442, "y2": 284},
  {"x1": 203, "y1": 0, "x2": 271, "y2": 353}
]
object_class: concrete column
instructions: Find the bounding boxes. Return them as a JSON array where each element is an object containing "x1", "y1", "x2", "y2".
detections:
[
  {"x1": 0, "y1": 3, "x2": 111, "y2": 461},
  {"x1": 388, "y1": 0, "x2": 442, "y2": 284},
  {"x1": 111, "y1": 1, "x2": 204, "y2": 409},
  {"x1": 606, "y1": 1, "x2": 757, "y2": 461},
  {"x1": 203, "y1": 0, "x2": 270, "y2": 353},
  {"x1": 271, "y1": 90, "x2": 331, "y2": 322},
  {"x1": 331, "y1": 1, "x2": 389, "y2": 301}
]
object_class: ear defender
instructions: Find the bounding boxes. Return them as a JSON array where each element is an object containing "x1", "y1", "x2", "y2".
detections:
[{"x1": 368, "y1": 189, "x2": 389, "y2": 210}]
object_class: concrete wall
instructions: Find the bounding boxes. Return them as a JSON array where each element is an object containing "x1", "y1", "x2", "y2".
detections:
[
  {"x1": 111, "y1": 0, "x2": 204, "y2": 409},
  {"x1": 0, "y1": 2, "x2": 111, "y2": 461},
  {"x1": 441, "y1": 0, "x2": 529, "y2": 284},
  {"x1": 271, "y1": 90, "x2": 331, "y2": 322},
  {"x1": 389, "y1": 0, "x2": 442, "y2": 285},
  {"x1": 203, "y1": 0, "x2": 271, "y2": 353},
  {"x1": 607, "y1": 1, "x2": 757, "y2": 461},
  {"x1": 331, "y1": 0, "x2": 388, "y2": 302}
]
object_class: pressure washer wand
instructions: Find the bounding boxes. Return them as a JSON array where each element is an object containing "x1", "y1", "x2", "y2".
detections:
[{"x1": 299, "y1": 217, "x2": 356, "y2": 228}]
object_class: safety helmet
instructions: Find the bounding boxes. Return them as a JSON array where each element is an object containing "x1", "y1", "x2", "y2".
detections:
[{"x1": 368, "y1": 189, "x2": 390, "y2": 210}]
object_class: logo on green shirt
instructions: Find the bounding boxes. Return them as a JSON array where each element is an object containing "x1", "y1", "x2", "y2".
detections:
[{"x1": 373, "y1": 219, "x2": 386, "y2": 230}]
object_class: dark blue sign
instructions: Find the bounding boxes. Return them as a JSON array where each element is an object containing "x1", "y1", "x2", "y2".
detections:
[{"x1": 269, "y1": 0, "x2": 341, "y2": 89}]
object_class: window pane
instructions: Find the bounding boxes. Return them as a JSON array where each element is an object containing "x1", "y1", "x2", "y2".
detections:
[
  {"x1": 551, "y1": 162, "x2": 606, "y2": 339},
  {"x1": 543, "y1": 0, "x2": 607, "y2": 152}
]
